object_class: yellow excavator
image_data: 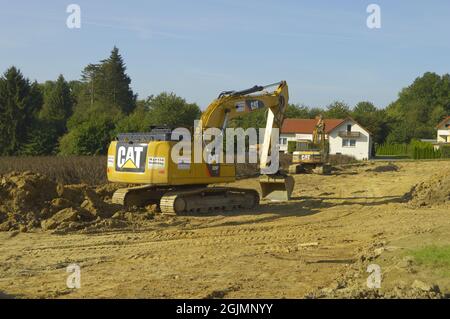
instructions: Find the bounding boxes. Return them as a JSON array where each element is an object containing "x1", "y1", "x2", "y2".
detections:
[
  {"x1": 107, "y1": 81, "x2": 294, "y2": 214},
  {"x1": 288, "y1": 115, "x2": 331, "y2": 175}
]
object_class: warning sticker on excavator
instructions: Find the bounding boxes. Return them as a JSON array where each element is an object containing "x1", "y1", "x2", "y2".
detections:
[
  {"x1": 246, "y1": 99, "x2": 265, "y2": 110},
  {"x1": 107, "y1": 155, "x2": 114, "y2": 167},
  {"x1": 148, "y1": 157, "x2": 165, "y2": 169},
  {"x1": 177, "y1": 157, "x2": 191, "y2": 170},
  {"x1": 235, "y1": 102, "x2": 245, "y2": 112}
]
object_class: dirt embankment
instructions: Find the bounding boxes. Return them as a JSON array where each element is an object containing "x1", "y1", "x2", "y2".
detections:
[
  {"x1": 0, "y1": 172, "x2": 153, "y2": 234},
  {"x1": 406, "y1": 171, "x2": 450, "y2": 208}
]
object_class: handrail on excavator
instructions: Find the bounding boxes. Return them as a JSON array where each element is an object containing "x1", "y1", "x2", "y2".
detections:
[{"x1": 218, "y1": 81, "x2": 284, "y2": 98}]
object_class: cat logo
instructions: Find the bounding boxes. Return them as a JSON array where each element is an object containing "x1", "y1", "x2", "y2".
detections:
[{"x1": 116, "y1": 143, "x2": 147, "y2": 172}]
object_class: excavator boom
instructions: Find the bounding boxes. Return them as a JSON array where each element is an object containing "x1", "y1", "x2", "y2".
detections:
[{"x1": 198, "y1": 81, "x2": 293, "y2": 200}]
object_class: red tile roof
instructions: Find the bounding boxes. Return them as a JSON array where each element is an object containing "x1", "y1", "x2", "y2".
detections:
[
  {"x1": 436, "y1": 116, "x2": 450, "y2": 129},
  {"x1": 281, "y1": 118, "x2": 345, "y2": 134}
]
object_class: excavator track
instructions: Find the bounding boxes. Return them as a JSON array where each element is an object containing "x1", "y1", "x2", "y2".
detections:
[
  {"x1": 112, "y1": 185, "x2": 260, "y2": 215},
  {"x1": 159, "y1": 187, "x2": 260, "y2": 215},
  {"x1": 112, "y1": 185, "x2": 167, "y2": 207}
]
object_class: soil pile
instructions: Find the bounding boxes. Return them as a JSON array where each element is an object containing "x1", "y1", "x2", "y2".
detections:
[
  {"x1": 407, "y1": 171, "x2": 450, "y2": 207},
  {"x1": 306, "y1": 241, "x2": 444, "y2": 299},
  {"x1": 0, "y1": 172, "x2": 152, "y2": 233},
  {"x1": 366, "y1": 163, "x2": 399, "y2": 173},
  {"x1": 307, "y1": 281, "x2": 443, "y2": 299}
]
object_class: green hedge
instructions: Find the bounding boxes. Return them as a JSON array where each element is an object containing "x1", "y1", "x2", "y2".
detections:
[
  {"x1": 375, "y1": 143, "x2": 410, "y2": 156},
  {"x1": 440, "y1": 145, "x2": 450, "y2": 158},
  {"x1": 409, "y1": 140, "x2": 441, "y2": 159},
  {"x1": 376, "y1": 140, "x2": 449, "y2": 159}
]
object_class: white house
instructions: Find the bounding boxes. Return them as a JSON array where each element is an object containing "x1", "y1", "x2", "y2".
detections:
[
  {"x1": 436, "y1": 116, "x2": 450, "y2": 144},
  {"x1": 280, "y1": 117, "x2": 372, "y2": 160}
]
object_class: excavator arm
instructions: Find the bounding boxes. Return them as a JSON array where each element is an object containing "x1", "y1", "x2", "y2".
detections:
[
  {"x1": 199, "y1": 81, "x2": 288, "y2": 131},
  {"x1": 198, "y1": 81, "x2": 288, "y2": 171},
  {"x1": 198, "y1": 81, "x2": 294, "y2": 200}
]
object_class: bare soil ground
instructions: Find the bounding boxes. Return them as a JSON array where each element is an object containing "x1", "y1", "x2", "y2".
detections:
[{"x1": 0, "y1": 161, "x2": 449, "y2": 298}]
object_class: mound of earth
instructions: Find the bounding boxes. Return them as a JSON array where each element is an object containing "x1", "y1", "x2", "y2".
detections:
[
  {"x1": 0, "y1": 172, "x2": 152, "y2": 233},
  {"x1": 406, "y1": 171, "x2": 450, "y2": 208},
  {"x1": 306, "y1": 241, "x2": 444, "y2": 299},
  {"x1": 307, "y1": 282, "x2": 443, "y2": 299},
  {"x1": 366, "y1": 163, "x2": 399, "y2": 173}
]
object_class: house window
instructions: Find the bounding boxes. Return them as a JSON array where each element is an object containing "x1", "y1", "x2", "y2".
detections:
[
  {"x1": 342, "y1": 139, "x2": 356, "y2": 147},
  {"x1": 347, "y1": 124, "x2": 352, "y2": 132},
  {"x1": 279, "y1": 137, "x2": 287, "y2": 145}
]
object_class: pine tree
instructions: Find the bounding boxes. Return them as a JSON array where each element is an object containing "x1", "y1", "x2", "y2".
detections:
[
  {"x1": 0, "y1": 67, "x2": 42, "y2": 155},
  {"x1": 59, "y1": 47, "x2": 137, "y2": 154},
  {"x1": 76, "y1": 47, "x2": 136, "y2": 115},
  {"x1": 39, "y1": 74, "x2": 73, "y2": 133},
  {"x1": 20, "y1": 75, "x2": 74, "y2": 155},
  {"x1": 99, "y1": 46, "x2": 136, "y2": 114},
  {"x1": 80, "y1": 47, "x2": 136, "y2": 114},
  {"x1": 20, "y1": 119, "x2": 60, "y2": 155},
  {"x1": 81, "y1": 64, "x2": 100, "y2": 108}
]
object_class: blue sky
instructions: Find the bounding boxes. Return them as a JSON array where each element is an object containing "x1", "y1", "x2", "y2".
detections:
[{"x1": 0, "y1": 0, "x2": 449, "y2": 109}]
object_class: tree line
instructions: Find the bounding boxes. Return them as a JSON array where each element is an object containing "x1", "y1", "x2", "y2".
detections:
[
  {"x1": 0, "y1": 47, "x2": 201, "y2": 156},
  {"x1": 0, "y1": 46, "x2": 449, "y2": 156}
]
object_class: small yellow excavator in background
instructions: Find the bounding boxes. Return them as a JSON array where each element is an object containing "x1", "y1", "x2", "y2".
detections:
[
  {"x1": 107, "y1": 81, "x2": 294, "y2": 214},
  {"x1": 288, "y1": 115, "x2": 332, "y2": 175}
]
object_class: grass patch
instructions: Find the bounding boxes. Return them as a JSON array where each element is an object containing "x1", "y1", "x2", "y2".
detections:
[{"x1": 410, "y1": 245, "x2": 450, "y2": 277}]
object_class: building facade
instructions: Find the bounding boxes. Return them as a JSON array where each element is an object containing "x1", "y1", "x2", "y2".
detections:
[
  {"x1": 436, "y1": 116, "x2": 450, "y2": 144},
  {"x1": 280, "y1": 118, "x2": 372, "y2": 160}
]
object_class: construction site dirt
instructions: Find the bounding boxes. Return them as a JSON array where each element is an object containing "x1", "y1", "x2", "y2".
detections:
[{"x1": 0, "y1": 160, "x2": 449, "y2": 298}]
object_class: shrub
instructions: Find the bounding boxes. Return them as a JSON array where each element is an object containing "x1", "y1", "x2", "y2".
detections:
[
  {"x1": 410, "y1": 140, "x2": 442, "y2": 159},
  {"x1": 375, "y1": 143, "x2": 410, "y2": 156},
  {"x1": 440, "y1": 145, "x2": 450, "y2": 158},
  {"x1": 376, "y1": 141, "x2": 448, "y2": 159},
  {"x1": 59, "y1": 117, "x2": 116, "y2": 155}
]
